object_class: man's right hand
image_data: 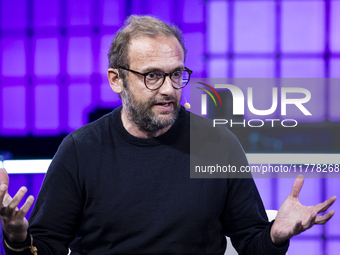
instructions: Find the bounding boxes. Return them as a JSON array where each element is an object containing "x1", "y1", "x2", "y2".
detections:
[{"x1": 0, "y1": 168, "x2": 34, "y2": 243}]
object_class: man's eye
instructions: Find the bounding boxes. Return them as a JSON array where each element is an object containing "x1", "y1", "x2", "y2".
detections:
[
  {"x1": 172, "y1": 71, "x2": 182, "y2": 78},
  {"x1": 146, "y1": 72, "x2": 162, "y2": 79}
]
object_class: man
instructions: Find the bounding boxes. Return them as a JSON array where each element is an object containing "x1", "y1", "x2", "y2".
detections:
[{"x1": 0, "y1": 15, "x2": 336, "y2": 255}]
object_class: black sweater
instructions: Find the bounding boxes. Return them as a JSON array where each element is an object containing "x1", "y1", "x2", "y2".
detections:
[{"x1": 4, "y1": 106, "x2": 288, "y2": 255}]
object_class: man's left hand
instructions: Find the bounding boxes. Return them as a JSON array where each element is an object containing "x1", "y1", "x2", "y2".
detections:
[{"x1": 270, "y1": 175, "x2": 336, "y2": 245}]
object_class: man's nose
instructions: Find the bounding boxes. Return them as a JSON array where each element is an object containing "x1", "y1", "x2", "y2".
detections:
[{"x1": 158, "y1": 75, "x2": 175, "y2": 95}]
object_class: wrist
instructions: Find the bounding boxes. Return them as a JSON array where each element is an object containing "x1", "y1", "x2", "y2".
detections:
[
  {"x1": 4, "y1": 234, "x2": 38, "y2": 255},
  {"x1": 3, "y1": 230, "x2": 28, "y2": 243},
  {"x1": 270, "y1": 227, "x2": 289, "y2": 246}
]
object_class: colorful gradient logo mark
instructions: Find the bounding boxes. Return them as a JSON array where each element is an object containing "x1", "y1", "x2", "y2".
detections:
[{"x1": 196, "y1": 82, "x2": 222, "y2": 115}]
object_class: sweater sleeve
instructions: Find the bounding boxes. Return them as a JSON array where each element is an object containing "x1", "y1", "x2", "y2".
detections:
[
  {"x1": 3, "y1": 230, "x2": 33, "y2": 255},
  {"x1": 4, "y1": 135, "x2": 83, "y2": 255},
  {"x1": 221, "y1": 132, "x2": 289, "y2": 255}
]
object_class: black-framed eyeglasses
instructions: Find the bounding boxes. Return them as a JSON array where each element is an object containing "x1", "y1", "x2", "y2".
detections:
[{"x1": 118, "y1": 66, "x2": 193, "y2": 90}]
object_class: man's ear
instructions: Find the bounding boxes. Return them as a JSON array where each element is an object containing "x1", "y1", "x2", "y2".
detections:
[{"x1": 107, "y1": 68, "x2": 123, "y2": 94}]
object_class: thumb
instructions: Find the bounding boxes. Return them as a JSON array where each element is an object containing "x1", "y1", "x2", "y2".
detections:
[{"x1": 0, "y1": 168, "x2": 9, "y2": 187}]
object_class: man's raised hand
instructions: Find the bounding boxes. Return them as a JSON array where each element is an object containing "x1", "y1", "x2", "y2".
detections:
[
  {"x1": 0, "y1": 168, "x2": 34, "y2": 243},
  {"x1": 270, "y1": 175, "x2": 336, "y2": 245}
]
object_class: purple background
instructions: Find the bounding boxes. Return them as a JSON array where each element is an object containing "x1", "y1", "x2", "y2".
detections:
[{"x1": 0, "y1": 0, "x2": 339, "y2": 254}]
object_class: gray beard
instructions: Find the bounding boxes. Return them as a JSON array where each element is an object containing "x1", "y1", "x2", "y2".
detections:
[{"x1": 121, "y1": 82, "x2": 180, "y2": 134}]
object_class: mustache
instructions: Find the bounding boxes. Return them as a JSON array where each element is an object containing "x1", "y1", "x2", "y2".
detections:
[{"x1": 150, "y1": 96, "x2": 177, "y2": 105}]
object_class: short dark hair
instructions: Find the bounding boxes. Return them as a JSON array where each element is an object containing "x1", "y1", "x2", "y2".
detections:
[{"x1": 108, "y1": 15, "x2": 187, "y2": 79}]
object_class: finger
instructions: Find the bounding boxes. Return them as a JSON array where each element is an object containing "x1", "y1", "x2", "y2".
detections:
[
  {"x1": 3, "y1": 193, "x2": 13, "y2": 207},
  {"x1": 290, "y1": 175, "x2": 304, "y2": 199},
  {"x1": 0, "y1": 168, "x2": 9, "y2": 187},
  {"x1": 303, "y1": 212, "x2": 317, "y2": 230},
  {"x1": 315, "y1": 196, "x2": 337, "y2": 213},
  {"x1": 8, "y1": 187, "x2": 27, "y2": 210},
  {"x1": 0, "y1": 184, "x2": 8, "y2": 207},
  {"x1": 315, "y1": 210, "x2": 335, "y2": 225},
  {"x1": 17, "y1": 195, "x2": 34, "y2": 218}
]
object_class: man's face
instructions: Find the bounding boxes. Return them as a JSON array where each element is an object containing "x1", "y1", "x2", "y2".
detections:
[{"x1": 121, "y1": 35, "x2": 184, "y2": 133}]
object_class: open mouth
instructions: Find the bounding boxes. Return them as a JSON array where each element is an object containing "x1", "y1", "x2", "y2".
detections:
[{"x1": 155, "y1": 102, "x2": 172, "y2": 107}]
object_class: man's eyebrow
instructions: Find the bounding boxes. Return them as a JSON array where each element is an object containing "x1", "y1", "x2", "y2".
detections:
[{"x1": 142, "y1": 66, "x2": 184, "y2": 73}]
